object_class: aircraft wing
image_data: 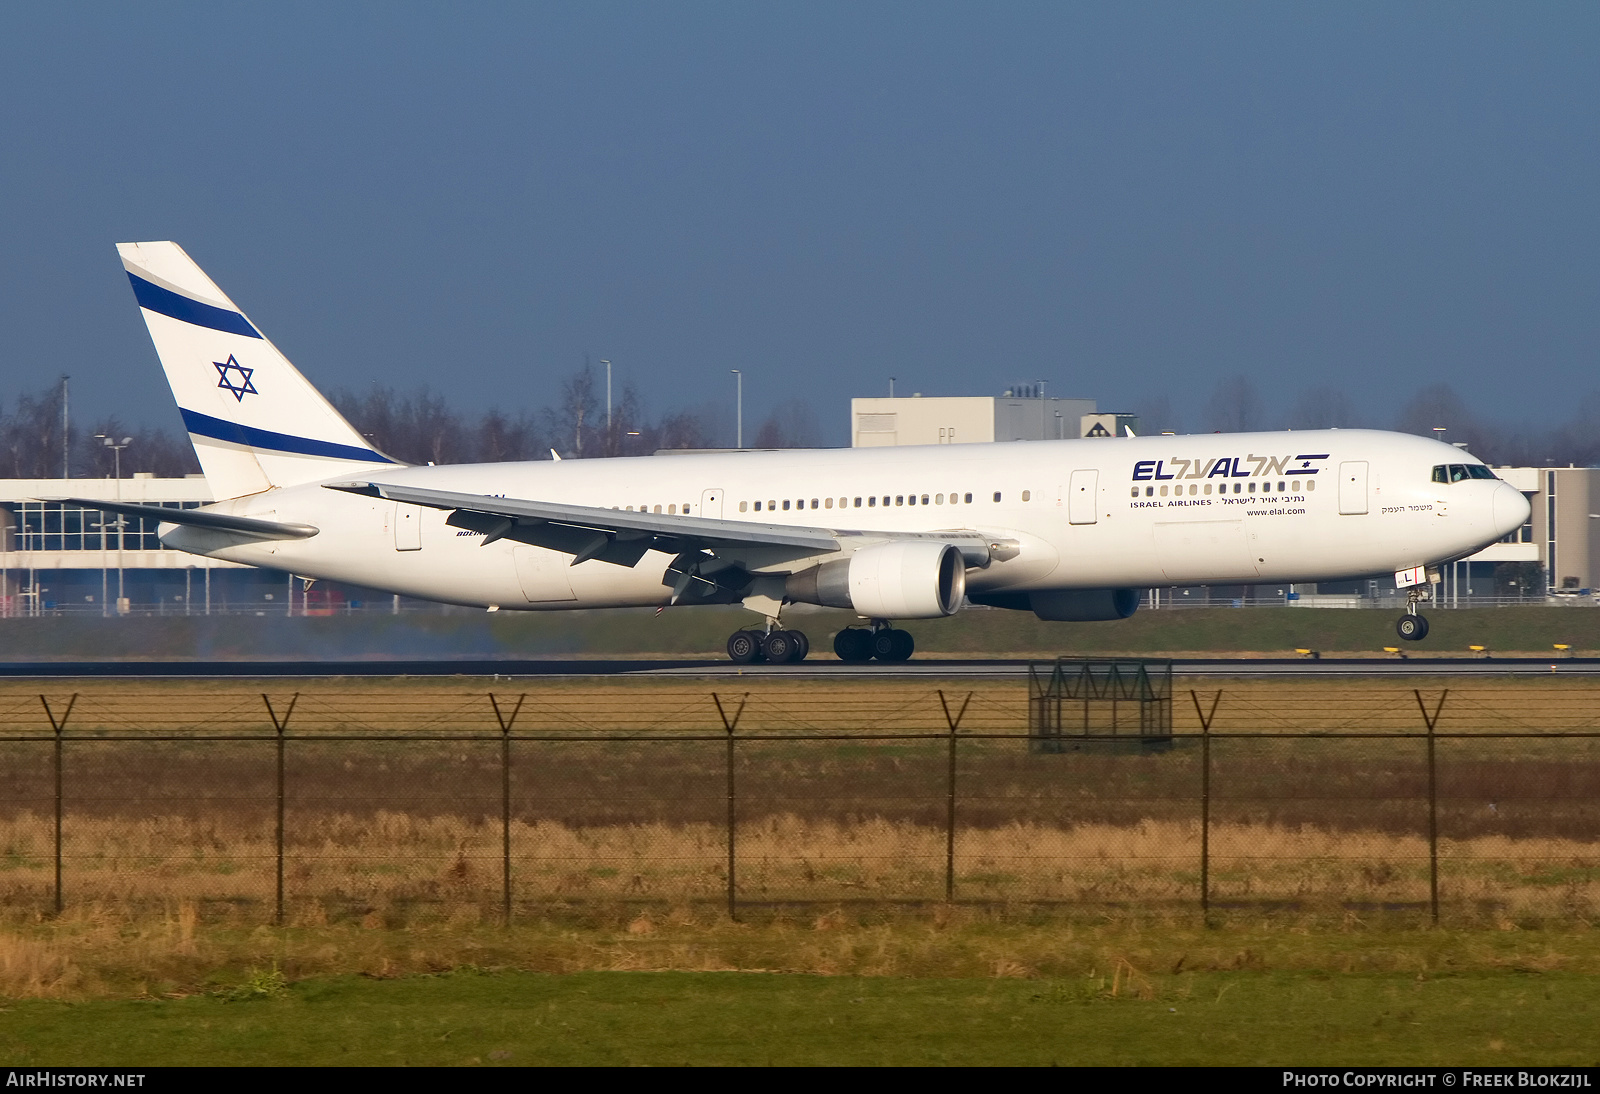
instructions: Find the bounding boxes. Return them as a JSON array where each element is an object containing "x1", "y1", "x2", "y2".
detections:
[
  {"x1": 326, "y1": 481, "x2": 995, "y2": 601},
  {"x1": 42, "y1": 498, "x2": 319, "y2": 540}
]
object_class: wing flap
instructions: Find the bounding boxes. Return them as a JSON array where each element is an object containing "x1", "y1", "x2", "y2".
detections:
[
  {"x1": 328, "y1": 481, "x2": 842, "y2": 554},
  {"x1": 325, "y1": 480, "x2": 997, "y2": 570}
]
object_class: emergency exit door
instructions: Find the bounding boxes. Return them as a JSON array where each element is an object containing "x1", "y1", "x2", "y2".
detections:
[
  {"x1": 393, "y1": 503, "x2": 422, "y2": 550},
  {"x1": 1338, "y1": 461, "x2": 1369, "y2": 515},
  {"x1": 1068, "y1": 469, "x2": 1098, "y2": 525}
]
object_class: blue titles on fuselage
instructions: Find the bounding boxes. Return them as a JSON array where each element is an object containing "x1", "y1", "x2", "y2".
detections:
[{"x1": 1132, "y1": 454, "x2": 1329, "y2": 482}]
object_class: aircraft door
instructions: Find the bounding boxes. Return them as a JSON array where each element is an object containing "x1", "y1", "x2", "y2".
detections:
[
  {"x1": 393, "y1": 503, "x2": 422, "y2": 551},
  {"x1": 1338, "y1": 461, "x2": 1369, "y2": 515},
  {"x1": 700, "y1": 488, "x2": 724, "y2": 520},
  {"x1": 513, "y1": 545, "x2": 577, "y2": 602},
  {"x1": 1067, "y1": 469, "x2": 1098, "y2": 525}
]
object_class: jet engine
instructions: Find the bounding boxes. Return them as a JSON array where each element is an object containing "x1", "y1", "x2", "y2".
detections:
[
  {"x1": 786, "y1": 541, "x2": 967, "y2": 618},
  {"x1": 1028, "y1": 587, "x2": 1140, "y2": 621}
]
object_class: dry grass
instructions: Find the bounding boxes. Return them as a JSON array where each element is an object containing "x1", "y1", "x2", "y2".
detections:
[
  {"x1": 0, "y1": 678, "x2": 1593, "y2": 1002},
  {"x1": 2, "y1": 882, "x2": 1599, "y2": 1003},
  {"x1": 1, "y1": 675, "x2": 1599, "y2": 737},
  {"x1": 1, "y1": 811, "x2": 1594, "y2": 927}
]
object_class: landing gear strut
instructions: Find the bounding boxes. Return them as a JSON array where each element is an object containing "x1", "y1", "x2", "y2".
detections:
[
  {"x1": 833, "y1": 622, "x2": 914, "y2": 663},
  {"x1": 1396, "y1": 587, "x2": 1431, "y2": 642}
]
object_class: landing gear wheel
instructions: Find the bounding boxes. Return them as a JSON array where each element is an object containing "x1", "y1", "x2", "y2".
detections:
[
  {"x1": 727, "y1": 630, "x2": 764, "y2": 663},
  {"x1": 833, "y1": 628, "x2": 872, "y2": 662},
  {"x1": 762, "y1": 629, "x2": 804, "y2": 664},
  {"x1": 1396, "y1": 614, "x2": 1430, "y2": 642},
  {"x1": 790, "y1": 630, "x2": 809, "y2": 662},
  {"x1": 871, "y1": 628, "x2": 915, "y2": 662}
]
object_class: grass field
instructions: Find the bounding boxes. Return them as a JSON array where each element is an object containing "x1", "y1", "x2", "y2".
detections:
[
  {"x1": 3, "y1": 604, "x2": 1600, "y2": 660},
  {"x1": 2, "y1": 917, "x2": 1599, "y2": 1065},
  {"x1": 0, "y1": 674, "x2": 1594, "y2": 1064},
  {"x1": 0, "y1": 678, "x2": 1595, "y2": 927}
]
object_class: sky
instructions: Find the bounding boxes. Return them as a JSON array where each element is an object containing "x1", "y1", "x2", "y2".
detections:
[{"x1": 1, "y1": 2, "x2": 1596, "y2": 448}]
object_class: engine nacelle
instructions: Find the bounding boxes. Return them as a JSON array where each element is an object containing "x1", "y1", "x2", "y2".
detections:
[
  {"x1": 1028, "y1": 588, "x2": 1140, "y2": 622},
  {"x1": 786, "y1": 541, "x2": 967, "y2": 618}
]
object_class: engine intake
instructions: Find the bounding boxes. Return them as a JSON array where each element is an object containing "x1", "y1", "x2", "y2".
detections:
[{"x1": 786, "y1": 541, "x2": 967, "y2": 618}]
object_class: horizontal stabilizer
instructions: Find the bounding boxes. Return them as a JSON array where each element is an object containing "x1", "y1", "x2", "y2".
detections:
[{"x1": 45, "y1": 498, "x2": 319, "y2": 540}]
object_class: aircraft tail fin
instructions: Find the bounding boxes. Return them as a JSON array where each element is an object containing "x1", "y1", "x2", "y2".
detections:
[{"x1": 117, "y1": 242, "x2": 399, "y2": 499}]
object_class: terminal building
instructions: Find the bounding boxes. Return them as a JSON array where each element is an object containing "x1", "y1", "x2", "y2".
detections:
[
  {"x1": 851, "y1": 388, "x2": 1135, "y2": 446},
  {"x1": 0, "y1": 476, "x2": 363, "y2": 616}
]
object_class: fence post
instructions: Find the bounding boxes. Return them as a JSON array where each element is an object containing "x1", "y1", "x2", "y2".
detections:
[
  {"x1": 262, "y1": 694, "x2": 298, "y2": 927},
  {"x1": 489, "y1": 693, "x2": 525, "y2": 927},
  {"x1": 39, "y1": 694, "x2": 76, "y2": 917},
  {"x1": 938, "y1": 690, "x2": 972, "y2": 903},
  {"x1": 1190, "y1": 690, "x2": 1221, "y2": 922},
  {"x1": 712, "y1": 693, "x2": 746, "y2": 921},
  {"x1": 1414, "y1": 689, "x2": 1447, "y2": 925}
]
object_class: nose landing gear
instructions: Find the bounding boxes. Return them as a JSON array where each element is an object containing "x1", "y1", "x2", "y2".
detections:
[
  {"x1": 1396, "y1": 613, "x2": 1430, "y2": 641},
  {"x1": 1396, "y1": 586, "x2": 1431, "y2": 642}
]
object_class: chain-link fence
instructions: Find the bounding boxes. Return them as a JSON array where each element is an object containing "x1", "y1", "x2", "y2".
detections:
[{"x1": 0, "y1": 683, "x2": 1595, "y2": 923}]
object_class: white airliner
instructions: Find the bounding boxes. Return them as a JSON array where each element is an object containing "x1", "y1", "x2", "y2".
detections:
[{"x1": 62, "y1": 242, "x2": 1531, "y2": 662}]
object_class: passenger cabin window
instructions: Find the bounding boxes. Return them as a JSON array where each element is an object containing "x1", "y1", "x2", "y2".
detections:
[
  {"x1": 964, "y1": 493, "x2": 973, "y2": 503},
  {"x1": 1021, "y1": 490, "x2": 1030, "y2": 501},
  {"x1": 782, "y1": 500, "x2": 790, "y2": 510},
  {"x1": 739, "y1": 501, "x2": 748, "y2": 512},
  {"x1": 993, "y1": 492, "x2": 1002, "y2": 502}
]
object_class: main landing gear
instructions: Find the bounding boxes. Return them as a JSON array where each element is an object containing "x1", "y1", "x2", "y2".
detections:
[
  {"x1": 832, "y1": 623, "x2": 914, "y2": 663},
  {"x1": 723, "y1": 621, "x2": 914, "y2": 663},
  {"x1": 1396, "y1": 587, "x2": 1431, "y2": 642},
  {"x1": 726, "y1": 627, "x2": 810, "y2": 664}
]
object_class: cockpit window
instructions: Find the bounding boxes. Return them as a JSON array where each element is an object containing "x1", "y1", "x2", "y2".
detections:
[{"x1": 1433, "y1": 463, "x2": 1498, "y2": 483}]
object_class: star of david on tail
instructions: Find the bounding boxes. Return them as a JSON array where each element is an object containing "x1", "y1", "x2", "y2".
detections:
[{"x1": 214, "y1": 355, "x2": 258, "y2": 401}]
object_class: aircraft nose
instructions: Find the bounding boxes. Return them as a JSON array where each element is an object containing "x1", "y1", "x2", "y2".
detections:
[{"x1": 1492, "y1": 482, "x2": 1531, "y2": 538}]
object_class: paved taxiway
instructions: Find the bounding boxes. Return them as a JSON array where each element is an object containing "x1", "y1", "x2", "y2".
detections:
[{"x1": 0, "y1": 657, "x2": 1597, "y2": 679}]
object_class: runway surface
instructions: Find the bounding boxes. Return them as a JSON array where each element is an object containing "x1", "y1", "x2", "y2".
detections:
[{"x1": 0, "y1": 656, "x2": 1598, "y2": 678}]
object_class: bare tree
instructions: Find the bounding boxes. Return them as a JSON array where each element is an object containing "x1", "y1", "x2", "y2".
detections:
[
  {"x1": 1204, "y1": 374, "x2": 1265, "y2": 433},
  {"x1": 1288, "y1": 386, "x2": 1359, "y2": 430},
  {"x1": 752, "y1": 398, "x2": 822, "y2": 448},
  {"x1": 1135, "y1": 395, "x2": 1181, "y2": 435},
  {"x1": 543, "y1": 364, "x2": 599, "y2": 458}
]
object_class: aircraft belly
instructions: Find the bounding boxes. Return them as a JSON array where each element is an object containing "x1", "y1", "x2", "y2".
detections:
[{"x1": 1153, "y1": 519, "x2": 1259, "y2": 584}]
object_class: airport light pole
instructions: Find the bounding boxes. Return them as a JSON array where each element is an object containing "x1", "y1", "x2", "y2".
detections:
[
  {"x1": 731, "y1": 370, "x2": 742, "y2": 448},
  {"x1": 96, "y1": 434, "x2": 132, "y2": 614}
]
